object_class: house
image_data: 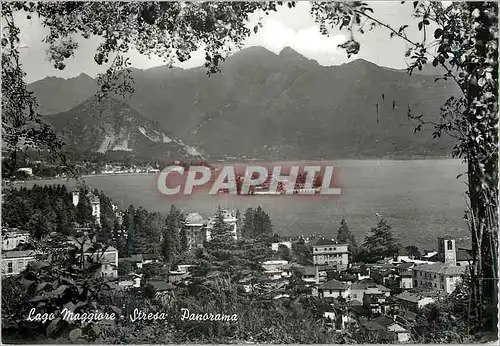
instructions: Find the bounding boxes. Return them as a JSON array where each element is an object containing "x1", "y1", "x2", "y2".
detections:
[
  {"x1": 312, "y1": 239, "x2": 349, "y2": 270},
  {"x1": 318, "y1": 279, "x2": 349, "y2": 299},
  {"x1": 2, "y1": 228, "x2": 30, "y2": 251},
  {"x1": 261, "y1": 260, "x2": 288, "y2": 272},
  {"x1": 324, "y1": 301, "x2": 361, "y2": 331},
  {"x1": 271, "y1": 241, "x2": 292, "y2": 252},
  {"x1": 347, "y1": 263, "x2": 371, "y2": 280},
  {"x1": 72, "y1": 189, "x2": 101, "y2": 225},
  {"x1": 372, "y1": 316, "x2": 411, "y2": 343},
  {"x1": 302, "y1": 266, "x2": 318, "y2": 283},
  {"x1": 363, "y1": 291, "x2": 390, "y2": 315},
  {"x1": 394, "y1": 291, "x2": 435, "y2": 312},
  {"x1": 372, "y1": 269, "x2": 400, "y2": 286},
  {"x1": 184, "y1": 212, "x2": 207, "y2": 249},
  {"x1": 350, "y1": 280, "x2": 391, "y2": 303},
  {"x1": 2, "y1": 250, "x2": 36, "y2": 276},
  {"x1": 400, "y1": 271, "x2": 413, "y2": 290},
  {"x1": 118, "y1": 274, "x2": 142, "y2": 288},
  {"x1": 412, "y1": 262, "x2": 466, "y2": 293},
  {"x1": 281, "y1": 262, "x2": 304, "y2": 277}
]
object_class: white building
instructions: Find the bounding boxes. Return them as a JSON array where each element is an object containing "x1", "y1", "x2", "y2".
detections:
[
  {"x1": 2, "y1": 250, "x2": 36, "y2": 276},
  {"x1": 318, "y1": 279, "x2": 350, "y2": 299},
  {"x1": 72, "y1": 190, "x2": 101, "y2": 226},
  {"x1": 412, "y1": 262, "x2": 466, "y2": 293},
  {"x1": 184, "y1": 213, "x2": 206, "y2": 249},
  {"x1": 2, "y1": 228, "x2": 30, "y2": 251},
  {"x1": 271, "y1": 241, "x2": 292, "y2": 252},
  {"x1": 312, "y1": 238, "x2": 349, "y2": 270}
]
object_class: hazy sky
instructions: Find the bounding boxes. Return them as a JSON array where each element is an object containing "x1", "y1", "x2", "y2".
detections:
[{"x1": 17, "y1": 1, "x2": 443, "y2": 83}]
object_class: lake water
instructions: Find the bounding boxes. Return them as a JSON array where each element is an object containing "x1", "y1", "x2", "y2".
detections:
[{"x1": 20, "y1": 159, "x2": 469, "y2": 251}]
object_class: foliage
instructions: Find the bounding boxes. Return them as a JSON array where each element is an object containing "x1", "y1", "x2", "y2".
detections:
[
  {"x1": 360, "y1": 219, "x2": 400, "y2": 263},
  {"x1": 311, "y1": 0, "x2": 498, "y2": 332},
  {"x1": 241, "y1": 206, "x2": 273, "y2": 239},
  {"x1": 161, "y1": 205, "x2": 184, "y2": 263},
  {"x1": 336, "y1": 218, "x2": 358, "y2": 259},
  {"x1": 1, "y1": 232, "x2": 120, "y2": 343}
]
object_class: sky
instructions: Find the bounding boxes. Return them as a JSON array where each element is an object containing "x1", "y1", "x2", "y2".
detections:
[{"x1": 16, "y1": 1, "x2": 448, "y2": 83}]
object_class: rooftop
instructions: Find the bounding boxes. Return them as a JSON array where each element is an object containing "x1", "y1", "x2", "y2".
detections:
[
  {"x1": 318, "y1": 279, "x2": 347, "y2": 290},
  {"x1": 413, "y1": 262, "x2": 466, "y2": 276},
  {"x1": 3, "y1": 250, "x2": 35, "y2": 258},
  {"x1": 395, "y1": 291, "x2": 435, "y2": 303}
]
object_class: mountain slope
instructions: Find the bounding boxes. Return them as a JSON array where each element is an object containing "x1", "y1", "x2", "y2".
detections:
[
  {"x1": 31, "y1": 46, "x2": 459, "y2": 160},
  {"x1": 43, "y1": 96, "x2": 204, "y2": 160}
]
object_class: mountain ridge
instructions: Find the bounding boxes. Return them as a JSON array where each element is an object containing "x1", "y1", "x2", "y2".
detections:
[{"x1": 30, "y1": 47, "x2": 459, "y2": 160}]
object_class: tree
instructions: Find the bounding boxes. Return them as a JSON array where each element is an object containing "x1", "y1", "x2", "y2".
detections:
[
  {"x1": 336, "y1": 218, "x2": 358, "y2": 259},
  {"x1": 241, "y1": 207, "x2": 273, "y2": 239},
  {"x1": 362, "y1": 219, "x2": 399, "y2": 263},
  {"x1": 277, "y1": 244, "x2": 292, "y2": 262},
  {"x1": 207, "y1": 208, "x2": 234, "y2": 250},
  {"x1": 124, "y1": 205, "x2": 136, "y2": 257},
  {"x1": 3, "y1": 0, "x2": 497, "y2": 335},
  {"x1": 404, "y1": 245, "x2": 421, "y2": 259},
  {"x1": 310, "y1": 1, "x2": 498, "y2": 332},
  {"x1": 161, "y1": 205, "x2": 183, "y2": 263},
  {"x1": 75, "y1": 191, "x2": 93, "y2": 227}
]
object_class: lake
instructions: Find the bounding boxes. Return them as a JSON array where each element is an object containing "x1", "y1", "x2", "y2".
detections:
[{"x1": 19, "y1": 159, "x2": 469, "y2": 251}]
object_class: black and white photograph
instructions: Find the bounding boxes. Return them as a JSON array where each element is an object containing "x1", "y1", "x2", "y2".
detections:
[{"x1": 1, "y1": 0, "x2": 498, "y2": 344}]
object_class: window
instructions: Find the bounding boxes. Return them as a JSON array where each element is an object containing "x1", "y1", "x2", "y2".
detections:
[
  {"x1": 420, "y1": 272, "x2": 422, "y2": 276},
  {"x1": 7, "y1": 262, "x2": 13, "y2": 273},
  {"x1": 333, "y1": 247, "x2": 337, "y2": 251},
  {"x1": 447, "y1": 240, "x2": 453, "y2": 250},
  {"x1": 434, "y1": 274, "x2": 436, "y2": 279},
  {"x1": 329, "y1": 290, "x2": 333, "y2": 294},
  {"x1": 414, "y1": 280, "x2": 418, "y2": 286}
]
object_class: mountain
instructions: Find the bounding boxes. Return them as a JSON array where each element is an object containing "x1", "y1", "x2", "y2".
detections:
[
  {"x1": 44, "y1": 96, "x2": 204, "y2": 160},
  {"x1": 29, "y1": 73, "x2": 98, "y2": 114},
  {"x1": 31, "y1": 46, "x2": 460, "y2": 160}
]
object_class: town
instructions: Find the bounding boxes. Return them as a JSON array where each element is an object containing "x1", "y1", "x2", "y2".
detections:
[{"x1": 1, "y1": 185, "x2": 474, "y2": 343}]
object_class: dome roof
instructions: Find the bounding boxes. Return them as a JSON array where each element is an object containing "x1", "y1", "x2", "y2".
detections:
[{"x1": 185, "y1": 212, "x2": 204, "y2": 223}]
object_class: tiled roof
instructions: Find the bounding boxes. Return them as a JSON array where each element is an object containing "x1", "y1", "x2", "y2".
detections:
[
  {"x1": 395, "y1": 291, "x2": 434, "y2": 303},
  {"x1": 148, "y1": 281, "x2": 175, "y2": 291},
  {"x1": 413, "y1": 262, "x2": 466, "y2": 276},
  {"x1": 397, "y1": 262, "x2": 414, "y2": 270},
  {"x1": 313, "y1": 238, "x2": 337, "y2": 246},
  {"x1": 319, "y1": 279, "x2": 347, "y2": 290},
  {"x1": 3, "y1": 250, "x2": 35, "y2": 258}
]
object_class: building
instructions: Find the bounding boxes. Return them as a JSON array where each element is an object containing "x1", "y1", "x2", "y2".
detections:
[
  {"x1": 371, "y1": 316, "x2": 411, "y2": 343},
  {"x1": 312, "y1": 238, "x2": 349, "y2": 270},
  {"x1": 318, "y1": 279, "x2": 350, "y2": 299},
  {"x1": 271, "y1": 241, "x2": 292, "y2": 252},
  {"x1": 437, "y1": 237, "x2": 457, "y2": 265},
  {"x1": 184, "y1": 210, "x2": 238, "y2": 248},
  {"x1": 88, "y1": 193, "x2": 101, "y2": 225},
  {"x1": 2, "y1": 228, "x2": 30, "y2": 251},
  {"x1": 350, "y1": 280, "x2": 391, "y2": 303},
  {"x1": 363, "y1": 291, "x2": 390, "y2": 315},
  {"x1": 394, "y1": 291, "x2": 435, "y2": 312},
  {"x1": 2, "y1": 250, "x2": 36, "y2": 276},
  {"x1": 184, "y1": 213, "x2": 207, "y2": 249},
  {"x1": 400, "y1": 271, "x2": 414, "y2": 290},
  {"x1": 72, "y1": 189, "x2": 101, "y2": 225},
  {"x1": 281, "y1": 262, "x2": 304, "y2": 277},
  {"x1": 412, "y1": 262, "x2": 466, "y2": 293}
]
